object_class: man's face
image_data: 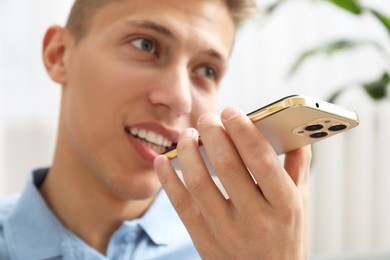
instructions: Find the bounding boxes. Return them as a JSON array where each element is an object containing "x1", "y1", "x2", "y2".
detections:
[{"x1": 60, "y1": 0, "x2": 235, "y2": 199}]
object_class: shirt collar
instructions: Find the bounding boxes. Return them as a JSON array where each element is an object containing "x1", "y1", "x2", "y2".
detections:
[
  {"x1": 3, "y1": 168, "x2": 66, "y2": 260},
  {"x1": 3, "y1": 169, "x2": 189, "y2": 259},
  {"x1": 132, "y1": 188, "x2": 187, "y2": 247}
]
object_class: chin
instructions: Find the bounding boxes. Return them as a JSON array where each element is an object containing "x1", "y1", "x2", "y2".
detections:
[
  {"x1": 89, "y1": 157, "x2": 163, "y2": 200},
  {"x1": 107, "y1": 176, "x2": 162, "y2": 201}
]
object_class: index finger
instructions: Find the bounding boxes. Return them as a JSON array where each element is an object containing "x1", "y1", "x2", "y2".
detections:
[{"x1": 220, "y1": 107, "x2": 300, "y2": 207}]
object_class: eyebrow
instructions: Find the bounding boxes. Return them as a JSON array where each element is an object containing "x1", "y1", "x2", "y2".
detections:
[
  {"x1": 131, "y1": 20, "x2": 176, "y2": 41},
  {"x1": 128, "y1": 20, "x2": 227, "y2": 64},
  {"x1": 204, "y1": 49, "x2": 227, "y2": 64}
]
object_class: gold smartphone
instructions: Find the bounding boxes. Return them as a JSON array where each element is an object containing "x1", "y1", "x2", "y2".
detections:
[{"x1": 164, "y1": 95, "x2": 359, "y2": 174}]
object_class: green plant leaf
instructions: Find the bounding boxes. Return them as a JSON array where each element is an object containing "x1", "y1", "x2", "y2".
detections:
[
  {"x1": 327, "y1": 0, "x2": 363, "y2": 15},
  {"x1": 264, "y1": 0, "x2": 288, "y2": 15},
  {"x1": 327, "y1": 73, "x2": 389, "y2": 103},
  {"x1": 327, "y1": 88, "x2": 348, "y2": 103},
  {"x1": 369, "y1": 9, "x2": 390, "y2": 37},
  {"x1": 363, "y1": 72, "x2": 389, "y2": 100},
  {"x1": 288, "y1": 48, "x2": 319, "y2": 77},
  {"x1": 287, "y1": 40, "x2": 382, "y2": 77},
  {"x1": 323, "y1": 40, "x2": 360, "y2": 54}
]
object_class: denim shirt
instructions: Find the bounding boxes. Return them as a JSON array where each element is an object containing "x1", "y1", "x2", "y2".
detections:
[{"x1": 0, "y1": 168, "x2": 199, "y2": 260}]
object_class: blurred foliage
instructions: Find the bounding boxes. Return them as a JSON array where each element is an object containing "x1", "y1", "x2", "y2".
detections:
[
  {"x1": 328, "y1": 72, "x2": 390, "y2": 102},
  {"x1": 287, "y1": 40, "x2": 385, "y2": 77},
  {"x1": 264, "y1": 0, "x2": 390, "y2": 101},
  {"x1": 328, "y1": 0, "x2": 362, "y2": 15}
]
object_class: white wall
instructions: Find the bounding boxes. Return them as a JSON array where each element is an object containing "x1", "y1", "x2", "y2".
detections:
[
  {"x1": 1, "y1": 0, "x2": 389, "y2": 257},
  {"x1": 0, "y1": 0, "x2": 72, "y2": 195}
]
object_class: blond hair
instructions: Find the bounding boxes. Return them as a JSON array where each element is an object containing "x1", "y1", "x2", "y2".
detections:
[{"x1": 65, "y1": 0, "x2": 258, "y2": 41}]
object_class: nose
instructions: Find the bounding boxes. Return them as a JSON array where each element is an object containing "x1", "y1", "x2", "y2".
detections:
[{"x1": 148, "y1": 64, "x2": 192, "y2": 117}]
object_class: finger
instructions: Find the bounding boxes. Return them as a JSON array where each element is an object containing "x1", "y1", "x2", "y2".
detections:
[
  {"x1": 154, "y1": 155, "x2": 198, "y2": 223},
  {"x1": 197, "y1": 113, "x2": 267, "y2": 209},
  {"x1": 221, "y1": 107, "x2": 296, "y2": 207},
  {"x1": 284, "y1": 145, "x2": 312, "y2": 189},
  {"x1": 284, "y1": 146, "x2": 311, "y2": 254},
  {"x1": 284, "y1": 145, "x2": 311, "y2": 216},
  {"x1": 177, "y1": 128, "x2": 230, "y2": 220},
  {"x1": 154, "y1": 155, "x2": 216, "y2": 250}
]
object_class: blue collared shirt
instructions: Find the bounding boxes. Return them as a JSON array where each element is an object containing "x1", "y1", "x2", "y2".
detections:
[{"x1": 0, "y1": 168, "x2": 200, "y2": 260}]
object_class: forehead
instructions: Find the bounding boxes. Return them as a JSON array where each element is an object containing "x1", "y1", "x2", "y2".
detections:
[{"x1": 86, "y1": 0, "x2": 235, "y2": 58}]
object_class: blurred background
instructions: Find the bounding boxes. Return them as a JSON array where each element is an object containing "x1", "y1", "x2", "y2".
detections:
[{"x1": 1, "y1": 0, "x2": 389, "y2": 258}]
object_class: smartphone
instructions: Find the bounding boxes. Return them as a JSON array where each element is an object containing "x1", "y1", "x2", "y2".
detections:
[{"x1": 164, "y1": 95, "x2": 359, "y2": 175}]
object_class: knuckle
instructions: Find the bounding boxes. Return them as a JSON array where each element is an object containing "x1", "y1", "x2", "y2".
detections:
[
  {"x1": 185, "y1": 174, "x2": 206, "y2": 194},
  {"x1": 170, "y1": 195, "x2": 189, "y2": 216},
  {"x1": 279, "y1": 201, "x2": 302, "y2": 225},
  {"x1": 260, "y1": 153, "x2": 278, "y2": 168},
  {"x1": 212, "y1": 153, "x2": 239, "y2": 172},
  {"x1": 251, "y1": 153, "x2": 279, "y2": 177}
]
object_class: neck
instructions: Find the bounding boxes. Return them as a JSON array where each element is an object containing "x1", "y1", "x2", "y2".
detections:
[{"x1": 40, "y1": 153, "x2": 155, "y2": 254}]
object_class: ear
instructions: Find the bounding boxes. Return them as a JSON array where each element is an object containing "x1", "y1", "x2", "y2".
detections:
[{"x1": 42, "y1": 26, "x2": 73, "y2": 84}]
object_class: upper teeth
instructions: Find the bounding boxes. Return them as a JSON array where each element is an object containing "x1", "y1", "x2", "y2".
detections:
[{"x1": 129, "y1": 128, "x2": 173, "y2": 148}]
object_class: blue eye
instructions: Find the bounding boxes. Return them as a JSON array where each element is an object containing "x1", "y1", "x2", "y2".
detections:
[
  {"x1": 196, "y1": 67, "x2": 217, "y2": 80},
  {"x1": 131, "y1": 38, "x2": 156, "y2": 54}
]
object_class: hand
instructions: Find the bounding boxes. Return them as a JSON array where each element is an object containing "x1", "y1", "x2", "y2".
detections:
[{"x1": 154, "y1": 107, "x2": 312, "y2": 260}]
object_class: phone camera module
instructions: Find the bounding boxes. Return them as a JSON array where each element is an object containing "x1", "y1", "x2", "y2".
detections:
[
  {"x1": 305, "y1": 124, "x2": 324, "y2": 131},
  {"x1": 310, "y1": 132, "x2": 328, "y2": 138},
  {"x1": 329, "y1": 124, "x2": 347, "y2": 131}
]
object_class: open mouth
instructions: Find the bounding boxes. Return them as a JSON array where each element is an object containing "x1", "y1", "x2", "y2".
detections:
[{"x1": 125, "y1": 127, "x2": 177, "y2": 154}]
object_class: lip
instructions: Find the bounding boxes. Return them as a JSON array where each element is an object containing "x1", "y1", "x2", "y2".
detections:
[{"x1": 124, "y1": 122, "x2": 180, "y2": 163}]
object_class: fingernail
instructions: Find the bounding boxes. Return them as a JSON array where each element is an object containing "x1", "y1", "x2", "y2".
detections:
[
  {"x1": 221, "y1": 107, "x2": 242, "y2": 121},
  {"x1": 179, "y1": 128, "x2": 197, "y2": 141},
  {"x1": 153, "y1": 155, "x2": 165, "y2": 172}
]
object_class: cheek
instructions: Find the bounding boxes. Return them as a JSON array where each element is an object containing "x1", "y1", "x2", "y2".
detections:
[
  {"x1": 62, "y1": 57, "x2": 129, "y2": 146},
  {"x1": 67, "y1": 54, "x2": 145, "y2": 116}
]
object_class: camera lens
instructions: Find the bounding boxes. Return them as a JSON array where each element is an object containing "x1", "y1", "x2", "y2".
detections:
[
  {"x1": 329, "y1": 124, "x2": 347, "y2": 131},
  {"x1": 310, "y1": 132, "x2": 328, "y2": 138},
  {"x1": 305, "y1": 124, "x2": 324, "y2": 131}
]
